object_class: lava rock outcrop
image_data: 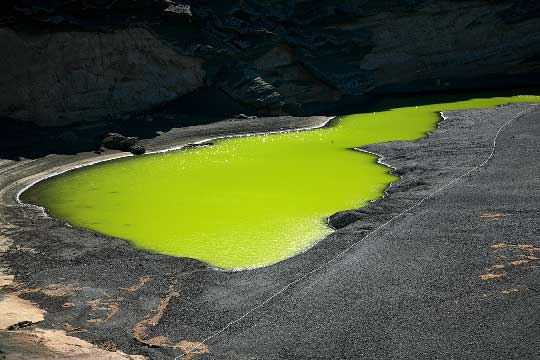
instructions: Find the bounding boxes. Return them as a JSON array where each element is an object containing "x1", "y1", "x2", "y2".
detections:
[{"x1": 102, "y1": 132, "x2": 146, "y2": 155}]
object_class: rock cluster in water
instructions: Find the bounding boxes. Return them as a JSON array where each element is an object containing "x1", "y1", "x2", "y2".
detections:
[{"x1": 1, "y1": 1, "x2": 540, "y2": 126}]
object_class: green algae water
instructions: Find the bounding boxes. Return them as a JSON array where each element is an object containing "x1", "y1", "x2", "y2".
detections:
[{"x1": 22, "y1": 95, "x2": 540, "y2": 270}]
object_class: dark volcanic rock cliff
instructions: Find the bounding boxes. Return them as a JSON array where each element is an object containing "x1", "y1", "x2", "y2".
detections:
[{"x1": 1, "y1": 0, "x2": 540, "y2": 126}]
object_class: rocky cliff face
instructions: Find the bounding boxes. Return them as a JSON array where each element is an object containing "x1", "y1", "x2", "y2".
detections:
[
  {"x1": 0, "y1": 27, "x2": 204, "y2": 126},
  {"x1": 1, "y1": 0, "x2": 540, "y2": 126}
]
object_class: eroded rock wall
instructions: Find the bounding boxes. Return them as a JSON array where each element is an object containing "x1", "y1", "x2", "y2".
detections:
[
  {"x1": 1, "y1": 0, "x2": 540, "y2": 126},
  {"x1": 0, "y1": 27, "x2": 205, "y2": 126}
]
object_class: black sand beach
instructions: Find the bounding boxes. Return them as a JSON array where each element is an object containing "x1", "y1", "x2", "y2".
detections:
[{"x1": 1, "y1": 104, "x2": 540, "y2": 359}]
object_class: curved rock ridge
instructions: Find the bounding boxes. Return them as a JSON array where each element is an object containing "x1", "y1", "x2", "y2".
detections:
[{"x1": 1, "y1": 0, "x2": 540, "y2": 125}]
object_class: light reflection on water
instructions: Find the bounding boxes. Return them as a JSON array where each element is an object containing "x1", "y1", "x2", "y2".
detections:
[{"x1": 22, "y1": 95, "x2": 540, "y2": 270}]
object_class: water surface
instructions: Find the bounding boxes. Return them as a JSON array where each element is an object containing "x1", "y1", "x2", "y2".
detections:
[{"x1": 23, "y1": 95, "x2": 540, "y2": 270}]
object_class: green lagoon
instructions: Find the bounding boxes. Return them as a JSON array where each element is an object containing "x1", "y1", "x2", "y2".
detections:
[{"x1": 22, "y1": 95, "x2": 540, "y2": 270}]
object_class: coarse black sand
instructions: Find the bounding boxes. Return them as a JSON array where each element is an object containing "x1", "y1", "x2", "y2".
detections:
[{"x1": 1, "y1": 104, "x2": 540, "y2": 359}]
